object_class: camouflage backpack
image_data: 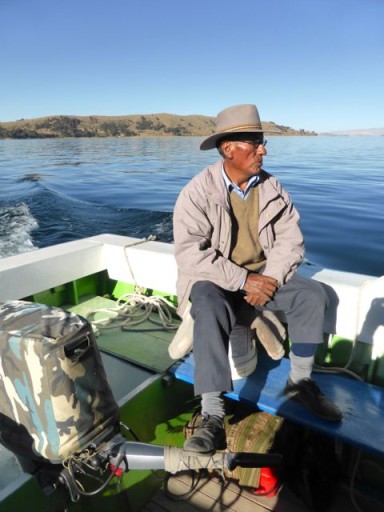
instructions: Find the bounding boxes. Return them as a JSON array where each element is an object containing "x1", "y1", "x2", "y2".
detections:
[{"x1": 0, "y1": 300, "x2": 119, "y2": 464}]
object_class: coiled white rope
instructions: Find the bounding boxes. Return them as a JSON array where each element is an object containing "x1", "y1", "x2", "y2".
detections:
[
  {"x1": 84, "y1": 235, "x2": 180, "y2": 334},
  {"x1": 86, "y1": 292, "x2": 179, "y2": 334}
]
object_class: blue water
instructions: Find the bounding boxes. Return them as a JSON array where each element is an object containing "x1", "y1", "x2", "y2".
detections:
[{"x1": 0, "y1": 136, "x2": 383, "y2": 277}]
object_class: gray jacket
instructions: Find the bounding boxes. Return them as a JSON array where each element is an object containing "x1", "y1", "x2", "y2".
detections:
[{"x1": 173, "y1": 159, "x2": 304, "y2": 315}]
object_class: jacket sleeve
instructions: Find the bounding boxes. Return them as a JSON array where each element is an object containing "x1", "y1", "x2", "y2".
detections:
[
  {"x1": 260, "y1": 178, "x2": 304, "y2": 285},
  {"x1": 173, "y1": 182, "x2": 247, "y2": 291}
]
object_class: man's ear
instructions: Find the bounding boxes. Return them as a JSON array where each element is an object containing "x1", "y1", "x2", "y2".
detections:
[{"x1": 221, "y1": 140, "x2": 234, "y2": 159}]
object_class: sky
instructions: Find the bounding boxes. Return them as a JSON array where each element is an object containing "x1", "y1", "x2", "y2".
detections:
[{"x1": 1, "y1": 0, "x2": 383, "y2": 132}]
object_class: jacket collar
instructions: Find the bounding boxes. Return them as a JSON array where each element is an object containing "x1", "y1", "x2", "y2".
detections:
[
  {"x1": 206, "y1": 159, "x2": 272, "y2": 206},
  {"x1": 205, "y1": 160, "x2": 229, "y2": 208}
]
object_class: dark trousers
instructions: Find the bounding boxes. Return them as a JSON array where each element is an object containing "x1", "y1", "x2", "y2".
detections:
[{"x1": 189, "y1": 274, "x2": 328, "y2": 395}]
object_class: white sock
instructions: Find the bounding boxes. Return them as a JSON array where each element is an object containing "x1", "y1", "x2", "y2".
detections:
[{"x1": 289, "y1": 352, "x2": 314, "y2": 383}]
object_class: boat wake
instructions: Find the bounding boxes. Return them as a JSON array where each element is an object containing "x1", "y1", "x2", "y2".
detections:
[
  {"x1": 0, "y1": 203, "x2": 38, "y2": 258},
  {"x1": 0, "y1": 185, "x2": 174, "y2": 259}
]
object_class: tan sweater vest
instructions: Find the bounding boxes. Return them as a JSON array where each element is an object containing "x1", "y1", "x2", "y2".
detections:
[{"x1": 228, "y1": 187, "x2": 266, "y2": 272}]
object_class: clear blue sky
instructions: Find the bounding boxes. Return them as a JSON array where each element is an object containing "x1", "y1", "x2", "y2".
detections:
[{"x1": 1, "y1": 0, "x2": 383, "y2": 132}]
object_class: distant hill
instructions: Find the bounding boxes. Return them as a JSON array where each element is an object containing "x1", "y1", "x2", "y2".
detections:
[
  {"x1": 0, "y1": 113, "x2": 317, "y2": 139},
  {"x1": 319, "y1": 127, "x2": 384, "y2": 136}
]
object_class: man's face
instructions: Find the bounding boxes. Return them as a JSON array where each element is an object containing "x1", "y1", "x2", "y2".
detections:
[{"x1": 222, "y1": 134, "x2": 267, "y2": 179}]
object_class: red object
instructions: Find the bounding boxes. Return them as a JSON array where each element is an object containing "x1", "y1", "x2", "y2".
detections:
[
  {"x1": 109, "y1": 463, "x2": 124, "y2": 478},
  {"x1": 251, "y1": 467, "x2": 280, "y2": 497}
]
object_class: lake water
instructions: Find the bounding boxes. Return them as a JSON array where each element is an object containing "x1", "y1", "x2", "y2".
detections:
[{"x1": 0, "y1": 136, "x2": 383, "y2": 277}]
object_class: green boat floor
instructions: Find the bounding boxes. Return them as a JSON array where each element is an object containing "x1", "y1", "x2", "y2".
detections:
[{"x1": 70, "y1": 296, "x2": 180, "y2": 373}]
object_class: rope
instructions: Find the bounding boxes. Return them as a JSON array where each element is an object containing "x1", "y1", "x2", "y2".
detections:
[
  {"x1": 83, "y1": 234, "x2": 179, "y2": 334},
  {"x1": 124, "y1": 234, "x2": 157, "y2": 291},
  {"x1": 163, "y1": 447, "x2": 227, "y2": 501},
  {"x1": 313, "y1": 364, "x2": 364, "y2": 381},
  {"x1": 86, "y1": 292, "x2": 179, "y2": 334}
]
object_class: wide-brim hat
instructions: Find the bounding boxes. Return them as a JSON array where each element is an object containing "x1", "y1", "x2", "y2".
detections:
[{"x1": 201, "y1": 104, "x2": 275, "y2": 151}]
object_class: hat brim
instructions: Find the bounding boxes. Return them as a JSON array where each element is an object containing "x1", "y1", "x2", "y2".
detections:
[{"x1": 200, "y1": 126, "x2": 280, "y2": 151}]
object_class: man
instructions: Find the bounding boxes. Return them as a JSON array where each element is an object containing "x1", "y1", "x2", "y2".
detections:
[{"x1": 173, "y1": 104, "x2": 342, "y2": 454}]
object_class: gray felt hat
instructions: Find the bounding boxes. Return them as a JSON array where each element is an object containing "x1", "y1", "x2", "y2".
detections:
[{"x1": 200, "y1": 104, "x2": 267, "y2": 151}]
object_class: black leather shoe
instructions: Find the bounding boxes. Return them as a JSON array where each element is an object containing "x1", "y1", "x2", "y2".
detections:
[
  {"x1": 183, "y1": 414, "x2": 226, "y2": 454},
  {"x1": 284, "y1": 378, "x2": 343, "y2": 422}
]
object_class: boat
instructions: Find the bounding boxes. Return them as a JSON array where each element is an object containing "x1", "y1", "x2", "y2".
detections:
[{"x1": 0, "y1": 233, "x2": 383, "y2": 512}]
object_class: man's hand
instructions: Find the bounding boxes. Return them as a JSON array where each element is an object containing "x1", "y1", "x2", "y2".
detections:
[{"x1": 242, "y1": 273, "x2": 279, "y2": 306}]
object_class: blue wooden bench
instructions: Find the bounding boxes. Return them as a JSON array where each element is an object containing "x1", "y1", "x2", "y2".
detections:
[{"x1": 170, "y1": 351, "x2": 384, "y2": 459}]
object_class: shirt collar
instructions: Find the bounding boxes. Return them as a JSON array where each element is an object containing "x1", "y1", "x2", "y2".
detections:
[{"x1": 221, "y1": 163, "x2": 260, "y2": 199}]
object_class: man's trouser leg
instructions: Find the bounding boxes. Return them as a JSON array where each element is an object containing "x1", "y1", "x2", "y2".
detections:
[
  {"x1": 190, "y1": 281, "x2": 241, "y2": 395},
  {"x1": 263, "y1": 274, "x2": 328, "y2": 345}
]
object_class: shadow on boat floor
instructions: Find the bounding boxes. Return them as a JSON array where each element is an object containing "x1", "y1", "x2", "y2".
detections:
[{"x1": 145, "y1": 472, "x2": 384, "y2": 512}]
